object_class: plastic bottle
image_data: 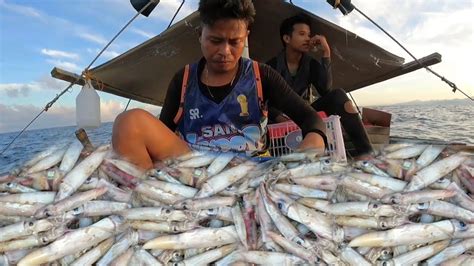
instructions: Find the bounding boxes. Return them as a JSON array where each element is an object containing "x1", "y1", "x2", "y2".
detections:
[{"x1": 76, "y1": 79, "x2": 101, "y2": 129}]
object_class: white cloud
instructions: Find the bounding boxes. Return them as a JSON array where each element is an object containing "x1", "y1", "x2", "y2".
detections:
[
  {"x1": 303, "y1": 0, "x2": 474, "y2": 105},
  {"x1": 148, "y1": 0, "x2": 197, "y2": 24},
  {"x1": 0, "y1": 83, "x2": 39, "y2": 98},
  {"x1": 1, "y1": 84, "x2": 34, "y2": 98},
  {"x1": 2, "y1": 0, "x2": 472, "y2": 111},
  {"x1": 0, "y1": 0, "x2": 44, "y2": 20},
  {"x1": 41, "y1": 49, "x2": 80, "y2": 60},
  {"x1": 0, "y1": 76, "x2": 71, "y2": 98},
  {"x1": 78, "y1": 32, "x2": 108, "y2": 45},
  {"x1": 131, "y1": 27, "x2": 156, "y2": 39},
  {"x1": 87, "y1": 48, "x2": 121, "y2": 61},
  {"x1": 98, "y1": 98, "x2": 163, "y2": 120},
  {"x1": 100, "y1": 100, "x2": 125, "y2": 122},
  {"x1": 36, "y1": 76, "x2": 71, "y2": 91},
  {"x1": 46, "y1": 59, "x2": 82, "y2": 73},
  {"x1": 0, "y1": 99, "x2": 162, "y2": 133},
  {"x1": 0, "y1": 104, "x2": 72, "y2": 133}
]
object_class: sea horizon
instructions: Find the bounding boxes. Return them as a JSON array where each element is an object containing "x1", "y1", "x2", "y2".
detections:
[{"x1": 1, "y1": 98, "x2": 471, "y2": 135}]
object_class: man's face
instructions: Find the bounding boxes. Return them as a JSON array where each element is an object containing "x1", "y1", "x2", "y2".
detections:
[
  {"x1": 285, "y1": 23, "x2": 311, "y2": 53},
  {"x1": 200, "y1": 19, "x2": 249, "y2": 73}
]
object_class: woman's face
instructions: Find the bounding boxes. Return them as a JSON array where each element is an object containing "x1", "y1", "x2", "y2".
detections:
[{"x1": 200, "y1": 18, "x2": 249, "y2": 74}]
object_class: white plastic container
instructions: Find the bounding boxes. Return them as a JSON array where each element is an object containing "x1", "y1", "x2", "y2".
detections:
[
  {"x1": 324, "y1": 115, "x2": 347, "y2": 163},
  {"x1": 76, "y1": 79, "x2": 101, "y2": 129},
  {"x1": 267, "y1": 115, "x2": 347, "y2": 162}
]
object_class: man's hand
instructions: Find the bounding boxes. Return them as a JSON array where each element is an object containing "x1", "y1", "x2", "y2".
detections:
[
  {"x1": 310, "y1": 35, "x2": 331, "y2": 58},
  {"x1": 297, "y1": 132, "x2": 325, "y2": 155}
]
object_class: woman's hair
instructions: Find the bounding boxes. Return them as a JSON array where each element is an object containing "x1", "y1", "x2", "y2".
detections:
[
  {"x1": 198, "y1": 0, "x2": 256, "y2": 27},
  {"x1": 279, "y1": 13, "x2": 312, "y2": 47}
]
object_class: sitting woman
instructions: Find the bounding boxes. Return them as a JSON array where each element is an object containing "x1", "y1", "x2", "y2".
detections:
[{"x1": 112, "y1": 0, "x2": 327, "y2": 169}]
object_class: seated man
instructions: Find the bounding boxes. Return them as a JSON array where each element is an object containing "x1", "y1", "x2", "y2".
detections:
[
  {"x1": 112, "y1": 0, "x2": 327, "y2": 169},
  {"x1": 266, "y1": 14, "x2": 373, "y2": 157}
]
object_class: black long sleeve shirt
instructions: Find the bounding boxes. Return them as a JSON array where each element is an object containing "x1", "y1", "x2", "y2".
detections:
[
  {"x1": 266, "y1": 56, "x2": 332, "y2": 121},
  {"x1": 159, "y1": 58, "x2": 326, "y2": 139},
  {"x1": 266, "y1": 56, "x2": 332, "y2": 96}
]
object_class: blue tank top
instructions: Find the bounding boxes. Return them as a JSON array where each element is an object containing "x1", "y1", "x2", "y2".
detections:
[{"x1": 176, "y1": 58, "x2": 267, "y2": 153}]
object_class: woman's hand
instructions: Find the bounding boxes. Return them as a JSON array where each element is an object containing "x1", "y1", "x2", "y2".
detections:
[{"x1": 297, "y1": 132, "x2": 325, "y2": 154}]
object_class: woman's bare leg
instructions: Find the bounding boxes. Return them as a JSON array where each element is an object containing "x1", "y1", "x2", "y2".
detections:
[{"x1": 112, "y1": 108, "x2": 191, "y2": 169}]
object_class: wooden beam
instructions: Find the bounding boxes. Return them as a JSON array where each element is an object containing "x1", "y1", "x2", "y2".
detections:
[
  {"x1": 51, "y1": 66, "x2": 161, "y2": 105},
  {"x1": 346, "y1": 53, "x2": 442, "y2": 92},
  {"x1": 50, "y1": 67, "x2": 85, "y2": 86}
]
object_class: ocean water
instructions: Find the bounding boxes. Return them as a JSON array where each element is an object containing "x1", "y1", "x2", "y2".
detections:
[
  {"x1": 0, "y1": 123, "x2": 114, "y2": 174},
  {"x1": 375, "y1": 102, "x2": 473, "y2": 144},
  {"x1": 0, "y1": 102, "x2": 472, "y2": 173}
]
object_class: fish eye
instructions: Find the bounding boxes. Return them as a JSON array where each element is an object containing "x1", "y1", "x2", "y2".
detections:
[
  {"x1": 459, "y1": 221, "x2": 466, "y2": 227},
  {"x1": 296, "y1": 240, "x2": 302, "y2": 245},
  {"x1": 362, "y1": 161, "x2": 369, "y2": 166},
  {"x1": 208, "y1": 208, "x2": 214, "y2": 212},
  {"x1": 380, "y1": 222, "x2": 387, "y2": 229},
  {"x1": 173, "y1": 252, "x2": 183, "y2": 259},
  {"x1": 41, "y1": 237, "x2": 48, "y2": 243},
  {"x1": 315, "y1": 257, "x2": 321, "y2": 263},
  {"x1": 165, "y1": 209, "x2": 171, "y2": 214},
  {"x1": 277, "y1": 202, "x2": 283, "y2": 209},
  {"x1": 391, "y1": 197, "x2": 398, "y2": 204},
  {"x1": 6, "y1": 182, "x2": 13, "y2": 187},
  {"x1": 417, "y1": 203, "x2": 429, "y2": 210},
  {"x1": 324, "y1": 159, "x2": 330, "y2": 165},
  {"x1": 28, "y1": 221, "x2": 34, "y2": 226},
  {"x1": 373, "y1": 203, "x2": 379, "y2": 208}
]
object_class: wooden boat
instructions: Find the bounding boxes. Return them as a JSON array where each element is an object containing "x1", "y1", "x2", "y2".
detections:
[{"x1": 50, "y1": 0, "x2": 471, "y2": 153}]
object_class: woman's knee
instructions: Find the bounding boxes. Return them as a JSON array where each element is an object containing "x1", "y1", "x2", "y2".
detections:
[
  {"x1": 114, "y1": 109, "x2": 155, "y2": 130},
  {"x1": 328, "y1": 88, "x2": 349, "y2": 104},
  {"x1": 344, "y1": 100, "x2": 358, "y2": 114},
  {"x1": 327, "y1": 89, "x2": 358, "y2": 114},
  {"x1": 115, "y1": 108, "x2": 151, "y2": 123},
  {"x1": 113, "y1": 108, "x2": 151, "y2": 139}
]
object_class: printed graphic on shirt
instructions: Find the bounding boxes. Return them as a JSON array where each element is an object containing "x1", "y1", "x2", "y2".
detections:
[
  {"x1": 184, "y1": 123, "x2": 261, "y2": 151},
  {"x1": 189, "y1": 108, "x2": 202, "y2": 120},
  {"x1": 237, "y1": 94, "x2": 249, "y2": 117},
  {"x1": 177, "y1": 58, "x2": 265, "y2": 153}
]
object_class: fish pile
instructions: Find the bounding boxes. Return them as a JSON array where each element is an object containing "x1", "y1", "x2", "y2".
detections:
[{"x1": 1, "y1": 138, "x2": 474, "y2": 265}]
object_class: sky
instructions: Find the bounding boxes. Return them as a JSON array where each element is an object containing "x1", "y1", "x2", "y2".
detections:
[{"x1": 0, "y1": 0, "x2": 473, "y2": 133}]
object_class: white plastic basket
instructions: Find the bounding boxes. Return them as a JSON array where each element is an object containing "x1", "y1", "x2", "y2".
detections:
[{"x1": 267, "y1": 115, "x2": 347, "y2": 162}]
